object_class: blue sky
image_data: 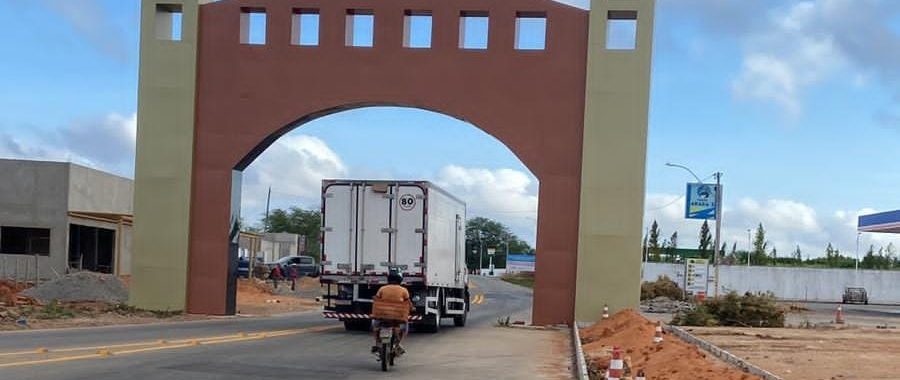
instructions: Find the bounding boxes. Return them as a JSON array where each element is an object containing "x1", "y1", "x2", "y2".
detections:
[{"x1": 1, "y1": 0, "x2": 900, "y2": 257}]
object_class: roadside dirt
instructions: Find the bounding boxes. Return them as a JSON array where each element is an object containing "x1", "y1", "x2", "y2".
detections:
[
  {"x1": 235, "y1": 277, "x2": 320, "y2": 316},
  {"x1": 0, "y1": 276, "x2": 320, "y2": 330},
  {"x1": 581, "y1": 309, "x2": 761, "y2": 380},
  {"x1": 689, "y1": 326, "x2": 900, "y2": 380}
]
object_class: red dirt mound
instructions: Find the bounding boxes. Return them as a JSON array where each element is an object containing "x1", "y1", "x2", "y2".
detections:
[
  {"x1": 0, "y1": 280, "x2": 29, "y2": 306},
  {"x1": 581, "y1": 309, "x2": 760, "y2": 380}
]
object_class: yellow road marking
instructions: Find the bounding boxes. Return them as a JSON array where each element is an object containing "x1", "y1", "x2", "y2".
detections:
[
  {"x1": 0, "y1": 325, "x2": 339, "y2": 369},
  {"x1": 0, "y1": 353, "x2": 103, "y2": 368},
  {"x1": 471, "y1": 294, "x2": 486, "y2": 305}
]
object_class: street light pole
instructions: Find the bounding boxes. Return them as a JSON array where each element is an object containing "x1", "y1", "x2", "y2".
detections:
[
  {"x1": 855, "y1": 232, "x2": 861, "y2": 271},
  {"x1": 747, "y1": 229, "x2": 752, "y2": 267},
  {"x1": 478, "y1": 231, "x2": 484, "y2": 275}
]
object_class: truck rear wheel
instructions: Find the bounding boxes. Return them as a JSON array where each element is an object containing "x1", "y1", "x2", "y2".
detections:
[{"x1": 453, "y1": 311, "x2": 467, "y2": 327}]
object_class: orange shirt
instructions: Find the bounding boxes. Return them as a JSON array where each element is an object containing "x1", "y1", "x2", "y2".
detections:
[{"x1": 375, "y1": 284, "x2": 411, "y2": 304}]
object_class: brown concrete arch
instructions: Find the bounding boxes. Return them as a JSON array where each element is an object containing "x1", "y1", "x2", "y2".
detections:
[
  {"x1": 189, "y1": 0, "x2": 589, "y2": 324},
  {"x1": 132, "y1": 0, "x2": 655, "y2": 325}
]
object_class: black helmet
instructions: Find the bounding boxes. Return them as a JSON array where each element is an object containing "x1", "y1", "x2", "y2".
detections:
[{"x1": 387, "y1": 268, "x2": 403, "y2": 284}]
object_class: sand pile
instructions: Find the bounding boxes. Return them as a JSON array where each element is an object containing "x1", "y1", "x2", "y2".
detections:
[
  {"x1": 580, "y1": 309, "x2": 760, "y2": 380},
  {"x1": 21, "y1": 272, "x2": 128, "y2": 304}
]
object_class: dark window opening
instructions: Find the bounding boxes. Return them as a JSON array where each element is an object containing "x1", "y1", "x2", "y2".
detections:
[
  {"x1": 68, "y1": 224, "x2": 115, "y2": 274},
  {"x1": 0, "y1": 227, "x2": 50, "y2": 256}
]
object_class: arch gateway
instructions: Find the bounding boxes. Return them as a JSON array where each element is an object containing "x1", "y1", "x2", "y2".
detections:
[{"x1": 131, "y1": 0, "x2": 654, "y2": 325}]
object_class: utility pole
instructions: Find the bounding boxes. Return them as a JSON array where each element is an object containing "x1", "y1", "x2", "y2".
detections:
[
  {"x1": 855, "y1": 232, "x2": 861, "y2": 271},
  {"x1": 264, "y1": 186, "x2": 272, "y2": 232}
]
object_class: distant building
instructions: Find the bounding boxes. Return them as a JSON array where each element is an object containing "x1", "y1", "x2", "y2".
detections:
[
  {"x1": 238, "y1": 231, "x2": 304, "y2": 263},
  {"x1": 0, "y1": 159, "x2": 133, "y2": 280}
]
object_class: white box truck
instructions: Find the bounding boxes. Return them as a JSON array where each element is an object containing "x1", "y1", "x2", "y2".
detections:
[{"x1": 319, "y1": 180, "x2": 469, "y2": 332}]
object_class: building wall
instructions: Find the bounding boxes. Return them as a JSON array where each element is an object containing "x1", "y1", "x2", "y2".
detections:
[
  {"x1": 259, "y1": 233, "x2": 300, "y2": 263},
  {"x1": 68, "y1": 164, "x2": 133, "y2": 214},
  {"x1": 644, "y1": 262, "x2": 900, "y2": 304},
  {"x1": 0, "y1": 160, "x2": 70, "y2": 279}
]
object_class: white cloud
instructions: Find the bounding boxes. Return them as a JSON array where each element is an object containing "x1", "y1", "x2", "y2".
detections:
[
  {"x1": 729, "y1": 0, "x2": 900, "y2": 117},
  {"x1": 240, "y1": 135, "x2": 347, "y2": 221},
  {"x1": 645, "y1": 193, "x2": 900, "y2": 259},
  {"x1": 435, "y1": 165, "x2": 538, "y2": 245},
  {"x1": 37, "y1": 0, "x2": 130, "y2": 62},
  {"x1": 0, "y1": 112, "x2": 137, "y2": 177}
]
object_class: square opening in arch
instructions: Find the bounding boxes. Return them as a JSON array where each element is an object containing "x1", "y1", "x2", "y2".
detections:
[
  {"x1": 606, "y1": 10, "x2": 637, "y2": 50},
  {"x1": 292, "y1": 8, "x2": 320, "y2": 46},
  {"x1": 346, "y1": 9, "x2": 375, "y2": 47},
  {"x1": 404, "y1": 10, "x2": 432, "y2": 48},
  {"x1": 155, "y1": 4, "x2": 183, "y2": 41},
  {"x1": 459, "y1": 11, "x2": 489, "y2": 50},
  {"x1": 240, "y1": 7, "x2": 267, "y2": 45},
  {"x1": 515, "y1": 11, "x2": 547, "y2": 50}
]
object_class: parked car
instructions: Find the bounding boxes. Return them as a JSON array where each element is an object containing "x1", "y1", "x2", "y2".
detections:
[
  {"x1": 237, "y1": 257, "x2": 264, "y2": 278},
  {"x1": 842, "y1": 287, "x2": 868, "y2": 304},
  {"x1": 266, "y1": 255, "x2": 319, "y2": 277}
]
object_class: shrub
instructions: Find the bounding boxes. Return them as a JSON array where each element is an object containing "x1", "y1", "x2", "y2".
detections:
[
  {"x1": 672, "y1": 291, "x2": 785, "y2": 327},
  {"x1": 641, "y1": 275, "x2": 684, "y2": 301}
]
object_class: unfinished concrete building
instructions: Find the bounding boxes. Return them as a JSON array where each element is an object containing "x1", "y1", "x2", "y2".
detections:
[{"x1": 0, "y1": 159, "x2": 134, "y2": 280}]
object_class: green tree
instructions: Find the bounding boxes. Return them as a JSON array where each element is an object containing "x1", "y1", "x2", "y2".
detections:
[
  {"x1": 648, "y1": 220, "x2": 662, "y2": 262},
  {"x1": 465, "y1": 217, "x2": 532, "y2": 270},
  {"x1": 698, "y1": 220, "x2": 712, "y2": 259},
  {"x1": 668, "y1": 231, "x2": 679, "y2": 262},
  {"x1": 751, "y1": 223, "x2": 769, "y2": 265},
  {"x1": 793, "y1": 245, "x2": 802, "y2": 262},
  {"x1": 262, "y1": 207, "x2": 322, "y2": 260}
]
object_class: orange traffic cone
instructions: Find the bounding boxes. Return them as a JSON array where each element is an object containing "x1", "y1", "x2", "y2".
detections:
[
  {"x1": 635, "y1": 369, "x2": 647, "y2": 380},
  {"x1": 653, "y1": 321, "x2": 663, "y2": 344},
  {"x1": 835, "y1": 305, "x2": 845, "y2": 324},
  {"x1": 602, "y1": 304, "x2": 610, "y2": 319},
  {"x1": 606, "y1": 346, "x2": 624, "y2": 380}
]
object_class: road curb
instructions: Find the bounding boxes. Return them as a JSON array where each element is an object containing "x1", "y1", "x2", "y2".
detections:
[
  {"x1": 572, "y1": 322, "x2": 589, "y2": 380},
  {"x1": 666, "y1": 325, "x2": 784, "y2": 380}
]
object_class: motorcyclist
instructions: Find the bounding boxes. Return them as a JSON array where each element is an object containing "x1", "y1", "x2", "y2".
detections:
[{"x1": 371, "y1": 270, "x2": 413, "y2": 356}]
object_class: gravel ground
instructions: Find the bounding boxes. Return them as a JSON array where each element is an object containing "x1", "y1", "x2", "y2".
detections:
[
  {"x1": 21, "y1": 272, "x2": 128, "y2": 304},
  {"x1": 689, "y1": 326, "x2": 900, "y2": 380}
]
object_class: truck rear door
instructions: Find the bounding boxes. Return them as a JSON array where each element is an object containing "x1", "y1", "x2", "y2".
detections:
[
  {"x1": 322, "y1": 183, "x2": 355, "y2": 275},
  {"x1": 393, "y1": 184, "x2": 425, "y2": 277},
  {"x1": 358, "y1": 184, "x2": 391, "y2": 275}
]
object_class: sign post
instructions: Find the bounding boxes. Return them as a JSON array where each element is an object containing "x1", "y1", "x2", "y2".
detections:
[
  {"x1": 684, "y1": 258, "x2": 710, "y2": 299},
  {"x1": 685, "y1": 176, "x2": 723, "y2": 297}
]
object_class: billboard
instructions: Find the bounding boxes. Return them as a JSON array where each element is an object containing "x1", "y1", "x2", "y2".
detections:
[
  {"x1": 685, "y1": 183, "x2": 719, "y2": 220},
  {"x1": 506, "y1": 254, "x2": 536, "y2": 273}
]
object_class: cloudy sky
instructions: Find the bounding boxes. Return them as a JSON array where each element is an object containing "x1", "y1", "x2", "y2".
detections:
[{"x1": 1, "y1": 0, "x2": 899, "y2": 257}]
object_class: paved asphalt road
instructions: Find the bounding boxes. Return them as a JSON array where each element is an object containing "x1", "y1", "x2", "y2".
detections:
[
  {"x1": 784, "y1": 301, "x2": 900, "y2": 326},
  {"x1": 0, "y1": 276, "x2": 561, "y2": 380}
]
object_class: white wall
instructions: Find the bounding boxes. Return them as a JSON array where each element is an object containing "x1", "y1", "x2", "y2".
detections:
[{"x1": 643, "y1": 262, "x2": 900, "y2": 304}]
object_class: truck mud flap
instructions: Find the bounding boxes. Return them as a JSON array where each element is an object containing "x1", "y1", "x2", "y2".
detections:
[{"x1": 324, "y1": 312, "x2": 423, "y2": 321}]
